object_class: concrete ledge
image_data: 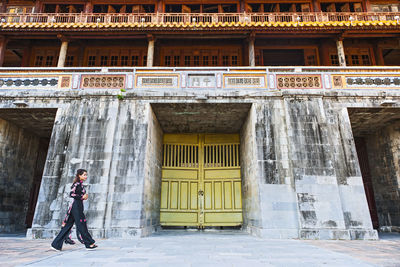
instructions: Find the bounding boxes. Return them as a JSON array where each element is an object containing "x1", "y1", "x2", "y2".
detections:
[
  {"x1": 349, "y1": 229, "x2": 379, "y2": 240},
  {"x1": 27, "y1": 228, "x2": 62, "y2": 239},
  {"x1": 299, "y1": 229, "x2": 351, "y2": 240},
  {"x1": 380, "y1": 225, "x2": 400, "y2": 233},
  {"x1": 244, "y1": 225, "x2": 262, "y2": 237}
]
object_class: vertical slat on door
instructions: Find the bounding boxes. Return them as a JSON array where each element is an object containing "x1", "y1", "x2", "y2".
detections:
[
  {"x1": 190, "y1": 182, "x2": 198, "y2": 209},
  {"x1": 161, "y1": 182, "x2": 169, "y2": 209},
  {"x1": 224, "y1": 181, "x2": 232, "y2": 209},
  {"x1": 234, "y1": 181, "x2": 242, "y2": 209},
  {"x1": 204, "y1": 182, "x2": 212, "y2": 210},
  {"x1": 180, "y1": 182, "x2": 188, "y2": 209},
  {"x1": 170, "y1": 182, "x2": 179, "y2": 209},
  {"x1": 214, "y1": 182, "x2": 222, "y2": 209}
]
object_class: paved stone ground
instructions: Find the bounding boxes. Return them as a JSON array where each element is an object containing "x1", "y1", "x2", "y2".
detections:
[{"x1": 1, "y1": 231, "x2": 399, "y2": 267}]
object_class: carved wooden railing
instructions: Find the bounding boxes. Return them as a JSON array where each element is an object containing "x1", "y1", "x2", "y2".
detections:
[{"x1": 0, "y1": 12, "x2": 399, "y2": 24}]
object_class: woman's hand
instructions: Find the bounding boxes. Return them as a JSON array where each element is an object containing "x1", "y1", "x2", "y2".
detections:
[{"x1": 82, "y1": 193, "x2": 88, "y2": 200}]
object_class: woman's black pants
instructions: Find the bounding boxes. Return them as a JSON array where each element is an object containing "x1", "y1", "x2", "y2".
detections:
[{"x1": 51, "y1": 200, "x2": 95, "y2": 249}]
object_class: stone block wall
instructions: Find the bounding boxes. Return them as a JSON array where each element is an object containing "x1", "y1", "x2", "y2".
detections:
[
  {"x1": 366, "y1": 121, "x2": 400, "y2": 228},
  {"x1": 240, "y1": 105, "x2": 262, "y2": 235},
  {"x1": 141, "y1": 105, "x2": 163, "y2": 236},
  {"x1": 253, "y1": 101, "x2": 300, "y2": 238},
  {"x1": 251, "y1": 97, "x2": 377, "y2": 239},
  {"x1": 31, "y1": 98, "x2": 150, "y2": 238},
  {"x1": 14, "y1": 91, "x2": 382, "y2": 240},
  {"x1": 0, "y1": 118, "x2": 40, "y2": 232},
  {"x1": 286, "y1": 98, "x2": 376, "y2": 239}
]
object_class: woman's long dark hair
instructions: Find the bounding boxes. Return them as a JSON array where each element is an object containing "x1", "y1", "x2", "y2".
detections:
[{"x1": 72, "y1": 169, "x2": 87, "y2": 185}]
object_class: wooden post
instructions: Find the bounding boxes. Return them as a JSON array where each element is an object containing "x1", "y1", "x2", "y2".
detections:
[
  {"x1": 312, "y1": 0, "x2": 321, "y2": 12},
  {"x1": 57, "y1": 36, "x2": 69, "y2": 67},
  {"x1": 364, "y1": 0, "x2": 372, "y2": 12},
  {"x1": 318, "y1": 39, "x2": 331, "y2": 66},
  {"x1": 21, "y1": 42, "x2": 32, "y2": 67},
  {"x1": 240, "y1": 0, "x2": 245, "y2": 13},
  {"x1": 147, "y1": 35, "x2": 155, "y2": 67},
  {"x1": 248, "y1": 34, "x2": 255, "y2": 67},
  {"x1": 242, "y1": 39, "x2": 249, "y2": 66},
  {"x1": 34, "y1": 0, "x2": 41, "y2": 13},
  {"x1": 85, "y1": 2, "x2": 93, "y2": 13},
  {"x1": 336, "y1": 38, "x2": 346, "y2": 67},
  {"x1": 0, "y1": 0, "x2": 7, "y2": 13},
  {"x1": 77, "y1": 41, "x2": 86, "y2": 67},
  {"x1": 0, "y1": 36, "x2": 7, "y2": 67},
  {"x1": 373, "y1": 44, "x2": 384, "y2": 66},
  {"x1": 156, "y1": 0, "x2": 163, "y2": 13}
]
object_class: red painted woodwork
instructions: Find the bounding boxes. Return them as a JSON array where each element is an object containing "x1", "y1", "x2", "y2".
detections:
[
  {"x1": 354, "y1": 137, "x2": 379, "y2": 229},
  {"x1": 25, "y1": 138, "x2": 49, "y2": 228}
]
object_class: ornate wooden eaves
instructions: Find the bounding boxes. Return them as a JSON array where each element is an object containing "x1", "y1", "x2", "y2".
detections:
[{"x1": 0, "y1": 12, "x2": 399, "y2": 34}]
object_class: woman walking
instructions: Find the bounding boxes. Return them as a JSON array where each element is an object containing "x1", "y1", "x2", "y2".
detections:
[{"x1": 51, "y1": 169, "x2": 97, "y2": 251}]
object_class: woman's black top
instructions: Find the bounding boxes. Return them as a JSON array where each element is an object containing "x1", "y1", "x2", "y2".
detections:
[{"x1": 70, "y1": 181, "x2": 86, "y2": 201}]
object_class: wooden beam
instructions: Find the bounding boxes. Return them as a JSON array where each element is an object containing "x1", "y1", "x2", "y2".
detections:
[{"x1": 0, "y1": 36, "x2": 8, "y2": 67}]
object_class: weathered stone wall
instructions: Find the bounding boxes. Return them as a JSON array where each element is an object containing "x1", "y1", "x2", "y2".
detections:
[
  {"x1": 284, "y1": 97, "x2": 375, "y2": 239},
  {"x1": 1, "y1": 86, "x2": 393, "y2": 240},
  {"x1": 30, "y1": 98, "x2": 150, "y2": 238},
  {"x1": 240, "y1": 105, "x2": 262, "y2": 235},
  {"x1": 249, "y1": 97, "x2": 377, "y2": 239},
  {"x1": 287, "y1": 97, "x2": 348, "y2": 239},
  {"x1": 253, "y1": 100, "x2": 300, "y2": 238},
  {"x1": 334, "y1": 108, "x2": 375, "y2": 239},
  {"x1": 0, "y1": 118, "x2": 39, "y2": 232},
  {"x1": 366, "y1": 121, "x2": 400, "y2": 228},
  {"x1": 141, "y1": 105, "x2": 163, "y2": 236}
]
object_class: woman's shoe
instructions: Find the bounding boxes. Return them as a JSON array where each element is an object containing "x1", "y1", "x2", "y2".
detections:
[
  {"x1": 64, "y1": 237, "x2": 75, "y2": 245},
  {"x1": 51, "y1": 245, "x2": 61, "y2": 251},
  {"x1": 86, "y1": 244, "x2": 98, "y2": 250}
]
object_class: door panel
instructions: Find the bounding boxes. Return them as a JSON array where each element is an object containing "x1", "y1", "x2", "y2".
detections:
[{"x1": 160, "y1": 133, "x2": 242, "y2": 227}]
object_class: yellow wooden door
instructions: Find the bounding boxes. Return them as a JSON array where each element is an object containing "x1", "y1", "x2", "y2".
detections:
[{"x1": 160, "y1": 134, "x2": 242, "y2": 227}]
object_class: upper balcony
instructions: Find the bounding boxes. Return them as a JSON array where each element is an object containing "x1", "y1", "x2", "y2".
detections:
[{"x1": 0, "y1": 12, "x2": 399, "y2": 32}]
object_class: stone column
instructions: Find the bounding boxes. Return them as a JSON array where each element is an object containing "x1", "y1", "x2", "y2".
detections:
[
  {"x1": 0, "y1": 36, "x2": 8, "y2": 67},
  {"x1": 336, "y1": 39, "x2": 346, "y2": 67},
  {"x1": 248, "y1": 35, "x2": 255, "y2": 67},
  {"x1": 57, "y1": 37, "x2": 69, "y2": 68},
  {"x1": 147, "y1": 35, "x2": 155, "y2": 67}
]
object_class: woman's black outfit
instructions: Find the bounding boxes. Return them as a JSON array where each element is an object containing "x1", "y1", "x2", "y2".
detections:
[
  {"x1": 51, "y1": 181, "x2": 95, "y2": 250},
  {"x1": 62, "y1": 203, "x2": 84, "y2": 245}
]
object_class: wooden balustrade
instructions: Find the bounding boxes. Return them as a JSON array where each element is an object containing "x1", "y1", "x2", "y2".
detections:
[{"x1": 0, "y1": 12, "x2": 398, "y2": 25}]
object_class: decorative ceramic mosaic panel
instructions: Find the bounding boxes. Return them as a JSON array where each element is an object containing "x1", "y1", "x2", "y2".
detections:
[
  {"x1": 59, "y1": 76, "x2": 72, "y2": 89},
  {"x1": 276, "y1": 75, "x2": 322, "y2": 89},
  {"x1": 345, "y1": 76, "x2": 400, "y2": 88},
  {"x1": 80, "y1": 75, "x2": 125, "y2": 89},
  {"x1": 332, "y1": 75, "x2": 344, "y2": 89},
  {"x1": 0, "y1": 77, "x2": 59, "y2": 89}
]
